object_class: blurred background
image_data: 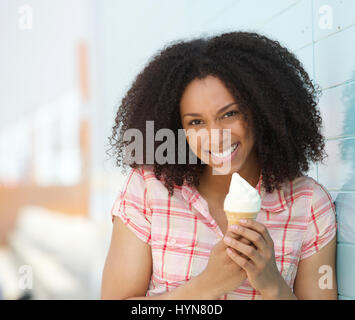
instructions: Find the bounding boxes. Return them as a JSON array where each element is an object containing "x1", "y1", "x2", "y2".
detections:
[{"x1": 0, "y1": 0, "x2": 354, "y2": 300}]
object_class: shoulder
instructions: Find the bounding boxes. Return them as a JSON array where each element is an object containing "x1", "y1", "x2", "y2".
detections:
[
  {"x1": 125, "y1": 165, "x2": 160, "y2": 186},
  {"x1": 285, "y1": 175, "x2": 336, "y2": 217},
  {"x1": 282, "y1": 175, "x2": 335, "y2": 211},
  {"x1": 281, "y1": 175, "x2": 314, "y2": 203},
  {"x1": 132, "y1": 165, "x2": 166, "y2": 186},
  {"x1": 284, "y1": 175, "x2": 331, "y2": 198},
  {"x1": 309, "y1": 178, "x2": 336, "y2": 214},
  {"x1": 291, "y1": 175, "x2": 315, "y2": 190},
  {"x1": 292, "y1": 175, "x2": 334, "y2": 205},
  {"x1": 128, "y1": 166, "x2": 174, "y2": 200}
]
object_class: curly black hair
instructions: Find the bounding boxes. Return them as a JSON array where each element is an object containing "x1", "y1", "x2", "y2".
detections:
[{"x1": 107, "y1": 31, "x2": 327, "y2": 196}]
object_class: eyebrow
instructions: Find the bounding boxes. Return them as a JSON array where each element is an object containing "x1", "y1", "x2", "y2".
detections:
[{"x1": 182, "y1": 102, "x2": 238, "y2": 118}]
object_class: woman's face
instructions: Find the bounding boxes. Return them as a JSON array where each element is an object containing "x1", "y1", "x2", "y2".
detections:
[{"x1": 179, "y1": 75, "x2": 257, "y2": 175}]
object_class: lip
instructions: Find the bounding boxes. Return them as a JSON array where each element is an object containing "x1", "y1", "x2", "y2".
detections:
[
  {"x1": 207, "y1": 142, "x2": 240, "y2": 164},
  {"x1": 205, "y1": 141, "x2": 240, "y2": 154},
  {"x1": 206, "y1": 142, "x2": 240, "y2": 154}
]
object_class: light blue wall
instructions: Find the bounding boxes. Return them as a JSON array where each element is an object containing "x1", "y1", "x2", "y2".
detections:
[{"x1": 100, "y1": 0, "x2": 355, "y2": 299}]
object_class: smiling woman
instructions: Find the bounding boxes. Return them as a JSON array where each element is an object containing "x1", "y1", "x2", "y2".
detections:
[
  {"x1": 102, "y1": 31, "x2": 337, "y2": 300},
  {"x1": 107, "y1": 31, "x2": 326, "y2": 196},
  {"x1": 179, "y1": 75, "x2": 255, "y2": 175}
]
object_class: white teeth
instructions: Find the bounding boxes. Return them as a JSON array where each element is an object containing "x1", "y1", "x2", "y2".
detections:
[{"x1": 210, "y1": 143, "x2": 238, "y2": 158}]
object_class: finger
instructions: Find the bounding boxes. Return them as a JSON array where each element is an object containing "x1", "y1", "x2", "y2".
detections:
[
  {"x1": 226, "y1": 247, "x2": 255, "y2": 273},
  {"x1": 224, "y1": 234, "x2": 250, "y2": 259},
  {"x1": 225, "y1": 230, "x2": 252, "y2": 246},
  {"x1": 239, "y1": 237, "x2": 253, "y2": 246},
  {"x1": 223, "y1": 236, "x2": 263, "y2": 265},
  {"x1": 237, "y1": 236, "x2": 257, "y2": 250},
  {"x1": 229, "y1": 224, "x2": 267, "y2": 252},
  {"x1": 238, "y1": 219, "x2": 274, "y2": 248},
  {"x1": 233, "y1": 249, "x2": 249, "y2": 260}
]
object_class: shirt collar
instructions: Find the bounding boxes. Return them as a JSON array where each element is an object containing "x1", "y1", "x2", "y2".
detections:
[{"x1": 181, "y1": 173, "x2": 288, "y2": 213}]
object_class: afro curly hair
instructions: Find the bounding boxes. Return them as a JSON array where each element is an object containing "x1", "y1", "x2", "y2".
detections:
[{"x1": 107, "y1": 31, "x2": 327, "y2": 196}]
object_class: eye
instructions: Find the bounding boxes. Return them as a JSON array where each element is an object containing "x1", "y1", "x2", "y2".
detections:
[
  {"x1": 188, "y1": 119, "x2": 203, "y2": 126},
  {"x1": 223, "y1": 110, "x2": 238, "y2": 118}
]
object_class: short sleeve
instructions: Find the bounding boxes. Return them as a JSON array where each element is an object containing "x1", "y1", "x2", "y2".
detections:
[
  {"x1": 110, "y1": 167, "x2": 152, "y2": 245},
  {"x1": 300, "y1": 181, "x2": 337, "y2": 260}
]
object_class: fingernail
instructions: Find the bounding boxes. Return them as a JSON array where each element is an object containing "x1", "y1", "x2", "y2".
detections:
[
  {"x1": 231, "y1": 225, "x2": 239, "y2": 231},
  {"x1": 239, "y1": 219, "x2": 247, "y2": 224},
  {"x1": 224, "y1": 237, "x2": 232, "y2": 244}
]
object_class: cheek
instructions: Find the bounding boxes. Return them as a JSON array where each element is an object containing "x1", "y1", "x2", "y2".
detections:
[
  {"x1": 185, "y1": 134, "x2": 210, "y2": 162},
  {"x1": 186, "y1": 135, "x2": 200, "y2": 155}
]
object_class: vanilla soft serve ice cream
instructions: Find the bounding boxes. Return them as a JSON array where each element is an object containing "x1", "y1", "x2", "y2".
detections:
[{"x1": 224, "y1": 172, "x2": 261, "y2": 225}]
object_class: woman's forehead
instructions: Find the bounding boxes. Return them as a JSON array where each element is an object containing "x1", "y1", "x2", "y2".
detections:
[{"x1": 180, "y1": 77, "x2": 237, "y2": 114}]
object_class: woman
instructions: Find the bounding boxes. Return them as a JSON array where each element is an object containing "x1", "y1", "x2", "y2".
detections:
[{"x1": 101, "y1": 31, "x2": 337, "y2": 300}]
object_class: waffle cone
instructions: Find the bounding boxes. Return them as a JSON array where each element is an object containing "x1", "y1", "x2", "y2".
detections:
[{"x1": 225, "y1": 210, "x2": 259, "y2": 226}]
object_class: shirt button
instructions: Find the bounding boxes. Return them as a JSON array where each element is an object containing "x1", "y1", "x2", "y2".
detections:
[{"x1": 168, "y1": 239, "x2": 176, "y2": 245}]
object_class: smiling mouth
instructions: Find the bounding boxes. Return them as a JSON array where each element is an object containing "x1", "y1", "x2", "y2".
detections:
[{"x1": 207, "y1": 142, "x2": 239, "y2": 159}]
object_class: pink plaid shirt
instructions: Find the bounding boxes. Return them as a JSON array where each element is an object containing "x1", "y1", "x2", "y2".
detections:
[{"x1": 111, "y1": 166, "x2": 337, "y2": 300}]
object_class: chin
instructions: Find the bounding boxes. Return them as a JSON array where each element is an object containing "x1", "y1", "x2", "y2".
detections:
[{"x1": 207, "y1": 161, "x2": 239, "y2": 175}]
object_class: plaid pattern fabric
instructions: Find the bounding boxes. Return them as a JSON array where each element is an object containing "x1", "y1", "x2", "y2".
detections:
[{"x1": 111, "y1": 166, "x2": 337, "y2": 300}]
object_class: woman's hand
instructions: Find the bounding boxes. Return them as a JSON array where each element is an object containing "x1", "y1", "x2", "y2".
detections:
[
  {"x1": 199, "y1": 231, "x2": 251, "y2": 298},
  {"x1": 223, "y1": 219, "x2": 284, "y2": 296}
]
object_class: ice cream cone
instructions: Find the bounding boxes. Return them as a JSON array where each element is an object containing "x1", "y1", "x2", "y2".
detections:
[
  {"x1": 225, "y1": 210, "x2": 259, "y2": 226},
  {"x1": 224, "y1": 172, "x2": 261, "y2": 227}
]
